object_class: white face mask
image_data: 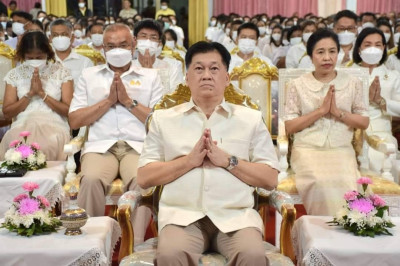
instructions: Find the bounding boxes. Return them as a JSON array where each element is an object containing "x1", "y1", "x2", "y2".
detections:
[
  {"x1": 78, "y1": 3, "x2": 85, "y2": 8},
  {"x1": 52, "y1": 36, "x2": 71, "y2": 51},
  {"x1": 383, "y1": 33, "x2": 391, "y2": 44},
  {"x1": 258, "y1": 26, "x2": 266, "y2": 36},
  {"x1": 171, "y1": 19, "x2": 176, "y2": 25},
  {"x1": 210, "y1": 20, "x2": 216, "y2": 27},
  {"x1": 302, "y1": 32, "x2": 312, "y2": 43},
  {"x1": 74, "y1": 29, "x2": 83, "y2": 38},
  {"x1": 360, "y1": 46, "x2": 383, "y2": 65},
  {"x1": 161, "y1": 5, "x2": 167, "y2": 10},
  {"x1": 290, "y1": 37, "x2": 302, "y2": 45},
  {"x1": 1, "y1": 22, "x2": 6, "y2": 29},
  {"x1": 91, "y1": 33, "x2": 103, "y2": 46},
  {"x1": 394, "y1": 32, "x2": 400, "y2": 45},
  {"x1": 231, "y1": 31, "x2": 237, "y2": 41},
  {"x1": 238, "y1": 38, "x2": 256, "y2": 55},
  {"x1": 225, "y1": 28, "x2": 230, "y2": 35},
  {"x1": 155, "y1": 45, "x2": 162, "y2": 57},
  {"x1": 136, "y1": 39, "x2": 159, "y2": 56},
  {"x1": 105, "y1": 48, "x2": 132, "y2": 67},
  {"x1": 38, "y1": 17, "x2": 44, "y2": 22},
  {"x1": 338, "y1": 31, "x2": 356, "y2": 45},
  {"x1": 272, "y1": 33, "x2": 281, "y2": 42},
  {"x1": 12, "y1": 22, "x2": 25, "y2": 36},
  {"x1": 362, "y1": 22, "x2": 375, "y2": 29},
  {"x1": 282, "y1": 39, "x2": 289, "y2": 46},
  {"x1": 25, "y1": 59, "x2": 47, "y2": 69},
  {"x1": 165, "y1": 40, "x2": 175, "y2": 49}
]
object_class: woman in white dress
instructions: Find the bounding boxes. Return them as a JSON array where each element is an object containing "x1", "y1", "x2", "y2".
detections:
[
  {"x1": 0, "y1": 31, "x2": 73, "y2": 160},
  {"x1": 352, "y1": 27, "x2": 400, "y2": 175},
  {"x1": 284, "y1": 29, "x2": 369, "y2": 215}
]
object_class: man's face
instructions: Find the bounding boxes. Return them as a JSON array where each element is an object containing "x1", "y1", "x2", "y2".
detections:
[
  {"x1": 50, "y1": 24, "x2": 72, "y2": 43},
  {"x1": 136, "y1": 28, "x2": 160, "y2": 43},
  {"x1": 12, "y1": 15, "x2": 31, "y2": 31},
  {"x1": 103, "y1": 28, "x2": 134, "y2": 53},
  {"x1": 334, "y1": 17, "x2": 357, "y2": 34},
  {"x1": 238, "y1": 28, "x2": 257, "y2": 42},
  {"x1": 186, "y1": 50, "x2": 230, "y2": 102},
  {"x1": 90, "y1": 25, "x2": 103, "y2": 35},
  {"x1": 362, "y1": 15, "x2": 375, "y2": 25},
  {"x1": 123, "y1": 0, "x2": 131, "y2": 9}
]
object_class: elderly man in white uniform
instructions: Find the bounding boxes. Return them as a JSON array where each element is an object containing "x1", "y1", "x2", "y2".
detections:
[
  {"x1": 137, "y1": 41, "x2": 279, "y2": 266},
  {"x1": 69, "y1": 23, "x2": 163, "y2": 244}
]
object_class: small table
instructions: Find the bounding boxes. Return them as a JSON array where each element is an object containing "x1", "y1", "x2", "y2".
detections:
[
  {"x1": 0, "y1": 216, "x2": 121, "y2": 266},
  {"x1": 0, "y1": 161, "x2": 66, "y2": 218},
  {"x1": 292, "y1": 216, "x2": 400, "y2": 266}
]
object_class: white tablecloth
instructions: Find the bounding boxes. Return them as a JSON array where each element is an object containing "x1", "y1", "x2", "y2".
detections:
[
  {"x1": 0, "y1": 161, "x2": 66, "y2": 218},
  {"x1": 292, "y1": 216, "x2": 400, "y2": 266},
  {"x1": 0, "y1": 216, "x2": 121, "y2": 266}
]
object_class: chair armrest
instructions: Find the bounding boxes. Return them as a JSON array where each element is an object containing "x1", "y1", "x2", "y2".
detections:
[
  {"x1": 64, "y1": 136, "x2": 85, "y2": 155},
  {"x1": 277, "y1": 135, "x2": 289, "y2": 181},
  {"x1": 257, "y1": 188, "x2": 296, "y2": 262}
]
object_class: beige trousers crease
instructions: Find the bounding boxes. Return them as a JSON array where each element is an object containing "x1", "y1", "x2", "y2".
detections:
[
  {"x1": 155, "y1": 216, "x2": 269, "y2": 266},
  {"x1": 77, "y1": 140, "x2": 151, "y2": 244}
]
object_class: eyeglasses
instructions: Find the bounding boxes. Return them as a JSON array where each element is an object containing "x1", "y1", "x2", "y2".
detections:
[
  {"x1": 104, "y1": 43, "x2": 131, "y2": 50},
  {"x1": 335, "y1": 26, "x2": 357, "y2": 32},
  {"x1": 136, "y1": 33, "x2": 159, "y2": 42}
]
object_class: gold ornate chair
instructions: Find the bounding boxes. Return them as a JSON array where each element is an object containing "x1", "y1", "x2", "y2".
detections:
[
  {"x1": 0, "y1": 43, "x2": 16, "y2": 121},
  {"x1": 230, "y1": 57, "x2": 279, "y2": 138},
  {"x1": 276, "y1": 68, "x2": 400, "y2": 217},
  {"x1": 74, "y1": 44, "x2": 105, "y2": 65},
  {"x1": 161, "y1": 46, "x2": 185, "y2": 73},
  {"x1": 117, "y1": 83, "x2": 297, "y2": 265}
]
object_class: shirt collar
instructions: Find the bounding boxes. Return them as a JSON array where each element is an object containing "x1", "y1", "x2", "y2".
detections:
[
  {"x1": 55, "y1": 51, "x2": 80, "y2": 62},
  {"x1": 97, "y1": 61, "x2": 145, "y2": 76},
  {"x1": 181, "y1": 98, "x2": 232, "y2": 117}
]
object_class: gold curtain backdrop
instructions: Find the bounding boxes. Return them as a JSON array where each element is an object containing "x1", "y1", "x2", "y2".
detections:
[
  {"x1": 188, "y1": 0, "x2": 208, "y2": 46},
  {"x1": 45, "y1": 0, "x2": 67, "y2": 17}
]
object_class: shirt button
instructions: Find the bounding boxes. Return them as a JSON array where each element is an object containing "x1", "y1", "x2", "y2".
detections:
[{"x1": 204, "y1": 186, "x2": 209, "y2": 191}]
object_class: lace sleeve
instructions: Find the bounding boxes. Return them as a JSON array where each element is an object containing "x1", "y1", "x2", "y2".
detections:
[
  {"x1": 57, "y1": 63, "x2": 73, "y2": 83},
  {"x1": 352, "y1": 78, "x2": 369, "y2": 116},
  {"x1": 3, "y1": 68, "x2": 17, "y2": 87},
  {"x1": 283, "y1": 80, "x2": 301, "y2": 121}
]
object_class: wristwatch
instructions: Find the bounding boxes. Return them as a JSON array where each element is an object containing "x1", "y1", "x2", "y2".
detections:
[
  {"x1": 127, "y1": 99, "x2": 138, "y2": 111},
  {"x1": 226, "y1": 156, "x2": 238, "y2": 171}
]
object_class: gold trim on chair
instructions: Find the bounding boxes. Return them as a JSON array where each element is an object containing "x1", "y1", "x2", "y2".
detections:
[
  {"x1": 388, "y1": 46, "x2": 398, "y2": 56},
  {"x1": 74, "y1": 44, "x2": 105, "y2": 65},
  {"x1": 230, "y1": 46, "x2": 239, "y2": 55},
  {"x1": 0, "y1": 42, "x2": 16, "y2": 67},
  {"x1": 161, "y1": 46, "x2": 185, "y2": 72}
]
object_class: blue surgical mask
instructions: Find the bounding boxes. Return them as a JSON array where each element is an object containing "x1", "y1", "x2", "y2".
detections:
[{"x1": 164, "y1": 22, "x2": 170, "y2": 30}]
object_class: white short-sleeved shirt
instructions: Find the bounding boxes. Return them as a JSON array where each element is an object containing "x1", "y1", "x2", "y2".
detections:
[
  {"x1": 69, "y1": 63, "x2": 163, "y2": 155},
  {"x1": 139, "y1": 99, "x2": 279, "y2": 234},
  {"x1": 285, "y1": 42, "x2": 306, "y2": 68},
  {"x1": 55, "y1": 51, "x2": 93, "y2": 89},
  {"x1": 229, "y1": 52, "x2": 274, "y2": 74}
]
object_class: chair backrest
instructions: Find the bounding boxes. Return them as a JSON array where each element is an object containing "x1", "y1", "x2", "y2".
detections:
[
  {"x1": 278, "y1": 68, "x2": 369, "y2": 162},
  {"x1": 230, "y1": 57, "x2": 279, "y2": 138},
  {"x1": 74, "y1": 44, "x2": 105, "y2": 65},
  {"x1": 161, "y1": 46, "x2": 185, "y2": 73},
  {"x1": 0, "y1": 43, "x2": 16, "y2": 119}
]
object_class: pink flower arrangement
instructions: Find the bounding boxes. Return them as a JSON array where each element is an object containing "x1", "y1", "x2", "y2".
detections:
[
  {"x1": 22, "y1": 182, "x2": 39, "y2": 192},
  {"x1": 328, "y1": 177, "x2": 395, "y2": 237},
  {"x1": 2, "y1": 131, "x2": 46, "y2": 171},
  {"x1": 1, "y1": 181, "x2": 61, "y2": 237}
]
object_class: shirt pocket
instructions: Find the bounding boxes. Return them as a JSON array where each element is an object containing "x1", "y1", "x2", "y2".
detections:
[{"x1": 220, "y1": 138, "x2": 250, "y2": 160}]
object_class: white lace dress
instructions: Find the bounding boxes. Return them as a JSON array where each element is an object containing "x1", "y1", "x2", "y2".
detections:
[{"x1": 0, "y1": 62, "x2": 72, "y2": 160}]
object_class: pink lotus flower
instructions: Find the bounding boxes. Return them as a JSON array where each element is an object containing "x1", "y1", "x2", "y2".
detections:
[
  {"x1": 19, "y1": 131, "x2": 31, "y2": 138},
  {"x1": 349, "y1": 198, "x2": 374, "y2": 214},
  {"x1": 31, "y1": 142, "x2": 40, "y2": 150},
  {"x1": 19, "y1": 198, "x2": 40, "y2": 215},
  {"x1": 22, "y1": 182, "x2": 39, "y2": 192},
  {"x1": 37, "y1": 195, "x2": 50, "y2": 208},
  {"x1": 357, "y1": 177, "x2": 373, "y2": 185},
  {"x1": 13, "y1": 193, "x2": 28, "y2": 202},
  {"x1": 344, "y1": 190, "x2": 359, "y2": 201},
  {"x1": 370, "y1": 194, "x2": 386, "y2": 207},
  {"x1": 9, "y1": 140, "x2": 20, "y2": 148},
  {"x1": 15, "y1": 144, "x2": 33, "y2": 159}
]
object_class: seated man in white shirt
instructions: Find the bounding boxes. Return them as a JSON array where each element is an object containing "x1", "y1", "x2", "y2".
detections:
[
  {"x1": 133, "y1": 19, "x2": 183, "y2": 94},
  {"x1": 168, "y1": 15, "x2": 184, "y2": 47},
  {"x1": 69, "y1": 23, "x2": 163, "y2": 243},
  {"x1": 49, "y1": 19, "x2": 93, "y2": 87},
  {"x1": 228, "y1": 22, "x2": 274, "y2": 74},
  {"x1": 137, "y1": 41, "x2": 279, "y2": 265},
  {"x1": 87, "y1": 22, "x2": 105, "y2": 56}
]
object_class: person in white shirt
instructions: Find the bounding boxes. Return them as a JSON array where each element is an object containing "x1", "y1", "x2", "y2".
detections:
[
  {"x1": 169, "y1": 15, "x2": 184, "y2": 47},
  {"x1": 69, "y1": 24, "x2": 163, "y2": 244},
  {"x1": 163, "y1": 28, "x2": 185, "y2": 58},
  {"x1": 263, "y1": 24, "x2": 283, "y2": 60},
  {"x1": 333, "y1": 10, "x2": 358, "y2": 66},
  {"x1": 221, "y1": 20, "x2": 242, "y2": 53},
  {"x1": 49, "y1": 19, "x2": 93, "y2": 87},
  {"x1": 205, "y1": 16, "x2": 221, "y2": 42},
  {"x1": 386, "y1": 42, "x2": 400, "y2": 72},
  {"x1": 256, "y1": 19, "x2": 270, "y2": 53},
  {"x1": 72, "y1": 22, "x2": 85, "y2": 47},
  {"x1": 228, "y1": 22, "x2": 274, "y2": 74},
  {"x1": 87, "y1": 22, "x2": 105, "y2": 56},
  {"x1": 5, "y1": 11, "x2": 32, "y2": 49},
  {"x1": 285, "y1": 20, "x2": 316, "y2": 68},
  {"x1": 119, "y1": 0, "x2": 137, "y2": 19},
  {"x1": 137, "y1": 41, "x2": 279, "y2": 265},
  {"x1": 133, "y1": 20, "x2": 183, "y2": 94}
]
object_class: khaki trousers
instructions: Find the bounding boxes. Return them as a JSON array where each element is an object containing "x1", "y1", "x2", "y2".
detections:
[
  {"x1": 77, "y1": 140, "x2": 151, "y2": 244},
  {"x1": 155, "y1": 216, "x2": 269, "y2": 266}
]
